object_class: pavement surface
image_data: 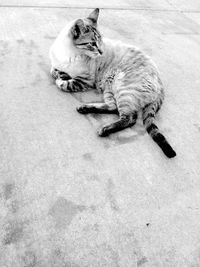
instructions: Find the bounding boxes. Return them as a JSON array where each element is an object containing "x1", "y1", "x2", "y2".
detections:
[{"x1": 0, "y1": 0, "x2": 200, "y2": 266}]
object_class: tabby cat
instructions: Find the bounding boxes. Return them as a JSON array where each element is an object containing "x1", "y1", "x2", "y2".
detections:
[{"x1": 49, "y1": 8, "x2": 176, "y2": 158}]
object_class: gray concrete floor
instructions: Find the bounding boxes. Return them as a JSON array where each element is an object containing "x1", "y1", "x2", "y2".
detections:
[{"x1": 0, "y1": 0, "x2": 200, "y2": 266}]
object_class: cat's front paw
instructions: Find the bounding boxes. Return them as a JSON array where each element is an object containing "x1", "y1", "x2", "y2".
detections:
[
  {"x1": 97, "y1": 126, "x2": 110, "y2": 137},
  {"x1": 51, "y1": 68, "x2": 59, "y2": 79},
  {"x1": 59, "y1": 73, "x2": 71, "y2": 80},
  {"x1": 76, "y1": 105, "x2": 89, "y2": 114},
  {"x1": 56, "y1": 79, "x2": 70, "y2": 92}
]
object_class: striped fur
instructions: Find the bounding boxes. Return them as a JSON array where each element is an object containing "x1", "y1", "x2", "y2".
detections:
[{"x1": 49, "y1": 8, "x2": 176, "y2": 158}]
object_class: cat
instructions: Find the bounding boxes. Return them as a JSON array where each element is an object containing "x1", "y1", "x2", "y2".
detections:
[{"x1": 49, "y1": 8, "x2": 176, "y2": 158}]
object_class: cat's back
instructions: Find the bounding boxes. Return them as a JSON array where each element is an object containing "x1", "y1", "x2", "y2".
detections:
[
  {"x1": 101, "y1": 37, "x2": 133, "y2": 63},
  {"x1": 101, "y1": 38, "x2": 156, "y2": 71},
  {"x1": 103, "y1": 38, "x2": 145, "y2": 58}
]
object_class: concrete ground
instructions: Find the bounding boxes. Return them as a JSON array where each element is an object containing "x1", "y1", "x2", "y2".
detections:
[{"x1": 0, "y1": 0, "x2": 200, "y2": 266}]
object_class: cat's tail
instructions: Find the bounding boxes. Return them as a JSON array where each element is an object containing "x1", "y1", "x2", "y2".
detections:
[{"x1": 142, "y1": 101, "x2": 176, "y2": 158}]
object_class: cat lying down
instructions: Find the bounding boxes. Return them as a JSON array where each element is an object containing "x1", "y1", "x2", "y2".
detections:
[{"x1": 49, "y1": 8, "x2": 176, "y2": 158}]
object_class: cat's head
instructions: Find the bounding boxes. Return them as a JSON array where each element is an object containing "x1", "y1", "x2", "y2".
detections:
[{"x1": 70, "y1": 8, "x2": 103, "y2": 58}]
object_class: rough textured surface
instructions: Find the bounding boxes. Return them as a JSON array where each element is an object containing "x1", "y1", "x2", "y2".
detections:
[{"x1": 0, "y1": 1, "x2": 200, "y2": 266}]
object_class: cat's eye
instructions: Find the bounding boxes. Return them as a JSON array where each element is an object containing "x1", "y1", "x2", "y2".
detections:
[
  {"x1": 77, "y1": 42, "x2": 88, "y2": 46},
  {"x1": 89, "y1": 42, "x2": 96, "y2": 46},
  {"x1": 77, "y1": 41, "x2": 96, "y2": 47}
]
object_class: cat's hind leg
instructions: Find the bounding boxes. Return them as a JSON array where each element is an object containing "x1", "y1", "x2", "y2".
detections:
[
  {"x1": 77, "y1": 89, "x2": 117, "y2": 114},
  {"x1": 77, "y1": 88, "x2": 118, "y2": 114},
  {"x1": 98, "y1": 112, "x2": 137, "y2": 137},
  {"x1": 77, "y1": 102, "x2": 118, "y2": 114},
  {"x1": 98, "y1": 90, "x2": 138, "y2": 136}
]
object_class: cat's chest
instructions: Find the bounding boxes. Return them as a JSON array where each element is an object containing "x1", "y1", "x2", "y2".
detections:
[{"x1": 54, "y1": 56, "x2": 90, "y2": 78}]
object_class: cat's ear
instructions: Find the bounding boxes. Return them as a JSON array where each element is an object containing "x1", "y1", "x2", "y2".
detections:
[
  {"x1": 87, "y1": 8, "x2": 99, "y2": 25},
  {"x1": 71, "y1": 19, "x2": 84, "y2": 39}
]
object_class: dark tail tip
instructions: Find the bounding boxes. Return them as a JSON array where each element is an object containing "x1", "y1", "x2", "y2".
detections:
[
  {"x1": 152, "y1": 132, "x2": 176, "y2": 158},
  {"x1": 147, "y1": 124, "x2": 176, "y2": 158}
]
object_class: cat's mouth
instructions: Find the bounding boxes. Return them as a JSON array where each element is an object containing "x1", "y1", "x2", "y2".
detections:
[
  {"x1": 89, "y1": 51, "x2": 103, "y2": 58},
  {"x1": 83, "y1": 47, "x2": 103, "y2": 58}
]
